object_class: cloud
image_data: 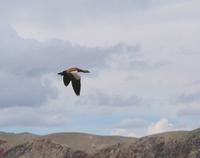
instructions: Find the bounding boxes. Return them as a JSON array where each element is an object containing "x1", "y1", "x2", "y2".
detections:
[
  {"x1": 176, "y1": 103, "x2": 200, "y2": 116},
  {"x1": 4, "y1": 0, "x2": 198, "y2": 48},
  {"x1": 78, "y1": 92, "x2": 142, "y2": 107},
  {"x1": 147, "y1": 118, "x2": 174, "y2": 135},
  {"x1": 0, "y1": 24, "x2": 143, "y2": 108},
  {"x1": 0, "y1": 0, "x2": 177, "y2": 26},
  {"x1": 0, "y1": 24, "x2": 141, "y2": 76},
  {"x1": 0, "y1": 106, "x2": 69, "y2": 127},
  {"x1": 0, "y1": 71, "x2": 57, "y2": 107},
  {"x1": 176, "y1": 91, "x2": 200, "y2": 104},
  {"x1": 190, "y1": 80, "x2": 200, "y2": 86}
]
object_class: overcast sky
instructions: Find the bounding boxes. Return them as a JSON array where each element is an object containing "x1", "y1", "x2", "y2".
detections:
[{"x1": 0, "y1": 0, "x2": 200, "y2": 137}]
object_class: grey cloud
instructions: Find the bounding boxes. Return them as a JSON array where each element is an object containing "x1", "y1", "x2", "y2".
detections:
[
  {"x1": 0, "y1": 0, "x2": 156, "y2": 18},
  {"x1": 0, "y1": 107, "x2": 68, "y2": 127},
  {"x1": 0, "y1": 71, "x2": 57, "y2": 107},
  {"x1": 0, "y1": 0, "x2": 187, "y2": 30},
  {"x1": 188, "y1": 80, "x2": 200, "y2": 86},
  {"x1": 0, "y1": 26, "x2": 139, "y2": 76},
  {"x1": 176, "y1": 91, "x2": 200, "y2": 104},
  {"x1": 78, "y1": 92, "x2": 142, "y2": 107},
  {"x1": 125, "y1": 60, "x2": 168, "y2": 71},
  {"x1": 177, "y1": 107, "x2": 200, "y2": 116},
  {"x1": 0, "y1": 25, "x2": 141, "y2": 108},
  {"x1": 107, "y1": 45, "x2": 167, "y2": 71}
]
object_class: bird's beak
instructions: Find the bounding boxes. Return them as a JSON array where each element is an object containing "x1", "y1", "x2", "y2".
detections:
[{"x1": 79, "y1": 69, "x2": 90, "y2": 73}]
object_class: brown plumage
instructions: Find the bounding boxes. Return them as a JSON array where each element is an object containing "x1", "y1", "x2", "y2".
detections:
[{"x1": 58, "y1": 67, "x2": 90, "y2": 96}]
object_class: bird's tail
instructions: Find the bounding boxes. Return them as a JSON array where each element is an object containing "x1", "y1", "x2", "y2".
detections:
[{"x1": 58, "y1": 71, "x2": 65, "y2": 75}]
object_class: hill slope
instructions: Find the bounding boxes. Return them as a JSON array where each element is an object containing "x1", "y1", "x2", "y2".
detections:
[{"x1": 0, "y1": 128, "x2": 200, "y2": 158}]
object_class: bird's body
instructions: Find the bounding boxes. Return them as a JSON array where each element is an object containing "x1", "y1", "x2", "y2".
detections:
[{"x1": 58, "y1": 67, "x2": 90, "y2": 96}]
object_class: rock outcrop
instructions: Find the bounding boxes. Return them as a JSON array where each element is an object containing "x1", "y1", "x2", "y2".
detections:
[{"x1": 93, "y1": 129, "x2": 200, "y2": 158}]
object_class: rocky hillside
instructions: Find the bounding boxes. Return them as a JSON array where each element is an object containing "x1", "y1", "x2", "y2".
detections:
[
  {"x1": 93, "y1": 129, "x2": 200, "y2": 158},
  {"x1": 0, "y1": 132, "x2": 135, "y2": 158},
  {"x1": 0, "y1": 129, "x2": 200, "y2": 158}
]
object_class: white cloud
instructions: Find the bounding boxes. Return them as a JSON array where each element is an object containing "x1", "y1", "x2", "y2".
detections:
[{"x1": 147, "y1": 118, "x2": 174, "y2": 135}]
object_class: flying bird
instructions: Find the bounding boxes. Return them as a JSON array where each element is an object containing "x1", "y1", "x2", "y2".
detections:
[{"x1": 58, "y1": 67, "x2": 90, "y2": 96}]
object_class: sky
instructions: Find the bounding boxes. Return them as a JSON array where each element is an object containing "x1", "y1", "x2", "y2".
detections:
[{"x1": 0, "y1": 0, "x2": 200, "y2": 137}]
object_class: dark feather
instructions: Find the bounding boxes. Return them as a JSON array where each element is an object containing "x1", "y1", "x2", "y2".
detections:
[
  {"x1": 63, "y1": 74, "x2": 71, "y2": 87},
  {"x1": 71, "y1": 78, "x2": 81, "y2": 96}
]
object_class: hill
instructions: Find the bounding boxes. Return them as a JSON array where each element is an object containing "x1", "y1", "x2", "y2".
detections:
[{"x1": 0, "y1": 128, "x2": 200, "y2": 158}]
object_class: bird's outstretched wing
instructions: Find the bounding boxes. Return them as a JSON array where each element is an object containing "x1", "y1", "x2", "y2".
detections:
[
  {"x1": 71, "y1": 73, "x2": 81, "y2": 96},
  {"x1": 63, "y1": 74, "x2": 71, "y2": 87},
  {"x1": 72, "y1": 79, "x2": 81, "y2": 96}
]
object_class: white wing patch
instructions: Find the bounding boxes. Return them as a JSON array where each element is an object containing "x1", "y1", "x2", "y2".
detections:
[{"x1": 71, "y1": 72, "x2": 81, "y2": 80}]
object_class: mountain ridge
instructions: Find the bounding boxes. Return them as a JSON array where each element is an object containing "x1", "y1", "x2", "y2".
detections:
[{"x1": 0, "y1": 128, "x2": 199, "y2": 158}]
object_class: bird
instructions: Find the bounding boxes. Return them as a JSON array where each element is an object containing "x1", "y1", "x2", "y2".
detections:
[{"x1": 58, "y1": 67, "x2": 90, "y2": 96}]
